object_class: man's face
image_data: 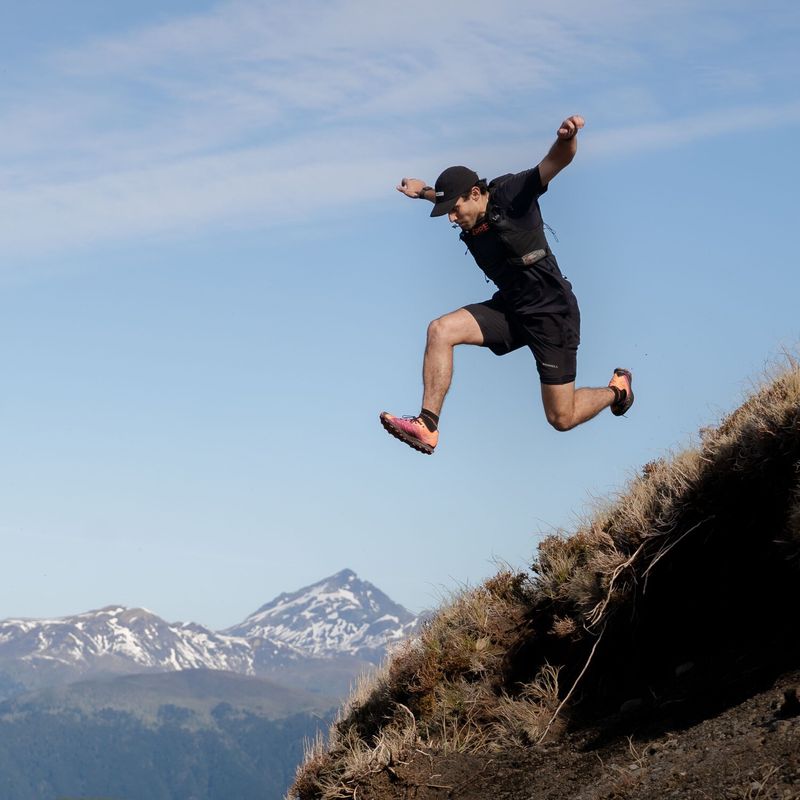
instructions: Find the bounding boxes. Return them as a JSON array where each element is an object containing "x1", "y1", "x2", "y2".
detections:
[{"x1": 447, "y1": 187, "x2": 485, "y2": 231}]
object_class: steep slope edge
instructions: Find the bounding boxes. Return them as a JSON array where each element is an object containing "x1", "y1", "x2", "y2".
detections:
[{"x1": 291, "y1": 363, "x2": 800, "y2": 799}]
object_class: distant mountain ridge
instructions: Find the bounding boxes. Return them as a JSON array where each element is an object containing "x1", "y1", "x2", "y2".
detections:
[
  {"x1": 225, "y1": 568, "x2": 419, "y2": 661},
  {"x1": 0, "y1": 569, "x2": 420, "y2": 697},
  {"x1": 0, "y1": 606, "x2": 258, "y2": 677}
]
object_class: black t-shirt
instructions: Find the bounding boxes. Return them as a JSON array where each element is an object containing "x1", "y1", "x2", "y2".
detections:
[
  {"x1": 461, "y1": 166, "x2": 575, "y2": 317},
  {"x1": 491, "y1": 166, "x2": 548, "y2": 220}
]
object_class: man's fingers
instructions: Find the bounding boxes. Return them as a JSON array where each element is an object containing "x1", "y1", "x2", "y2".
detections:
[
  {"x1": 558, "y1": 115, "x2": 584, "y2": 138},
  {"x1": 397, "y1": 177, "x2": 425, "y2": 196}
]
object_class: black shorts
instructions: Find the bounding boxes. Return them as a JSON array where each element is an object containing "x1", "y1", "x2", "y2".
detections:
[{"x1": 463, "y1": 294, "x2": 580, "y2": 385}]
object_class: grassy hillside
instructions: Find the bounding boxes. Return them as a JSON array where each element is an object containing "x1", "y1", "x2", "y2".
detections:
[
  {"x1": 291, "y1": 362, "x2": 800, "y2": 799},
  {"x1": 1, "y1": 668, "x2": 332, "y2": 726}
]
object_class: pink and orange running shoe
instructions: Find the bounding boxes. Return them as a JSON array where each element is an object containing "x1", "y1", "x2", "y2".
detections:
[
  {"x1": 380, "y1": 412, "x2": 438, "y2": 455},
  {"x1": 608, "y1": 368, "x2": 634, "y2": 416}
]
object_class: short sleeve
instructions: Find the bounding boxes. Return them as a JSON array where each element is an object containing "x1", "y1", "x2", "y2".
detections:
[{"x1": 491, "y1": 167, "x2": 547, "y2": 217}]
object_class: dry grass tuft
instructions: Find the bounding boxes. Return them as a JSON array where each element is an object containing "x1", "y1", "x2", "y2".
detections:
[
  {"x1": 490, "y1": 664, "x2": 563, "y2": 745},
  {"x1": 550, "y1": 615, "x2": 578, "y2": 638},
  {"x1": 728, "y1": 764, "x2": 784, "y2": 799},
  {"x1": 592, "y1": 737, "x2": 650, "y2": 799}
]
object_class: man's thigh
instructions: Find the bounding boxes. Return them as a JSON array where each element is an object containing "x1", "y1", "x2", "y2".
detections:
[
  {"x1": 462, "y1": 297, "x2": 527, "y2": 355},
  {"x1": 433, "y1": 307, "x2": 486, "y2": 346}
]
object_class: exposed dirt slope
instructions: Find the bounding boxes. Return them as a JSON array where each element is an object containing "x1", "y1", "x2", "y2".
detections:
[{"x1": 354, "y1": 671, "x2": 800, "y2": 799}]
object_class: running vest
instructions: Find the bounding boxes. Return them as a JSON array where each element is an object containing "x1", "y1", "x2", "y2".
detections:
[{"x1": 459, "y1": 175, "x2": 551, "y2": 289}]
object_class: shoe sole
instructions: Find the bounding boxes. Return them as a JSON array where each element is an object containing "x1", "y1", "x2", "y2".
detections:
[
  {"x1": 380, "y1": 414, "x2": 435, "y2": 455},
  {"x1": 610, "y1": 368, "x2": 634, "y2": 416}
]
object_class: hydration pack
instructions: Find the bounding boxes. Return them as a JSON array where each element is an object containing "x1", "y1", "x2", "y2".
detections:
[{"x1": 459, "y1": 174, "x2": 551, "y2": 286}]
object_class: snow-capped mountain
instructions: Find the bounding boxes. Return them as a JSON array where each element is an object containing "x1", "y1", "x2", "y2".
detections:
[
  {"x1": 0, "y1": 606, "x2": 260, "y2": 677},
  {"x1": 0, "y1": 570, "x2": 420, "y2": 696},
  {"x1": 224, "y1": 569, "x2": 420, "y2": 662}
]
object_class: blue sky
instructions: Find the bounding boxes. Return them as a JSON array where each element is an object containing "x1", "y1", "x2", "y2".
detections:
[{"x1": 1, "y1": 1, "x2": 798, "y2": 629}]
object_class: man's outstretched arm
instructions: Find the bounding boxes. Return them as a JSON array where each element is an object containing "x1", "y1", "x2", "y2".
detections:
[{"x1": 537, "y1": 115, "x2": 585, "y2": 185}]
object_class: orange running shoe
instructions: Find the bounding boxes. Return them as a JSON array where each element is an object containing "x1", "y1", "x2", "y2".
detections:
[
  {"x1": 608, "y1": 368, "x2": 634, "y2": 416},
  {"x1": 379, "y1": 412, "x2": 438, "y2": 455}
]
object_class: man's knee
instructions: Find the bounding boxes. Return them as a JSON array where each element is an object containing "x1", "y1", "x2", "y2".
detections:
[
  {"x1": 541, "y1": 382, "x2": 578, "y2": 432},
  {"x1": 427, "y1": 315, "x2": 457, "y2": 346},
  {"x1": 427, "y1": 309, "x2": 483, "y2": 348},
  {"x1": 544, "y1": 399, "x2": 576, "y2": 431},
  {"x1": 546, "y1": 410, "x2": 575, "y2": 432}
]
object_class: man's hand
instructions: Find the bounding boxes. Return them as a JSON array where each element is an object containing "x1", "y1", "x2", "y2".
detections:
[
  {"x1": 556, "y1": 115, "x2": 585, "y2": 140},
  {"x1": 397, "y1": 177, "x2": 427, "y2": 199},
  {"x1": 539, "y1": 115, "x2": 585, "y2": 184}
]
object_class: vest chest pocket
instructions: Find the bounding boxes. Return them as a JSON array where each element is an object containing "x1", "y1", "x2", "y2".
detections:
[
  {"x1": 508, "y1": 248, "x2": 547, "y2": 267},
  {"x1": 490, "y1": 212, "x2": 550, "y2": 268}
]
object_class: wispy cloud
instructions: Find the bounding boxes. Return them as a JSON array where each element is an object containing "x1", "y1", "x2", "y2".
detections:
[
  {"x1": 587, "y1": 100, "x2": 800, "y2": 157},
  {"x1": 1, "y1": 0, "x2": 797, "y2": 259}
]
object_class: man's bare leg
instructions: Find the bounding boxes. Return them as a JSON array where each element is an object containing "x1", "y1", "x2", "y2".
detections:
[
  {"x1": 540, "y1": 382, "x2": 615, "y2": 432},
  {"x1": 380, "y1": 308, "x2": 483, "y2": 454},
  {"x1": 421, "y1": 308, "x2": 484, "y2": 415}
]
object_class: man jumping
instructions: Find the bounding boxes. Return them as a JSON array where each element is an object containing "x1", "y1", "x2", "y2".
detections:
[{"x1": 380, "y1": 115, "x2": 633, "y2": 455}]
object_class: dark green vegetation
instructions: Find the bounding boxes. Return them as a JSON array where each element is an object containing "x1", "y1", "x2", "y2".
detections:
[
  {"x1": 5, "y1": 668, "x2": 332, "y2": 724},
  {"x1": 293, "y1": 363, "x2": 800, "y2": 799},
  {"x1": 0, "y1": 670, "x2": 334, "y2": 800}
]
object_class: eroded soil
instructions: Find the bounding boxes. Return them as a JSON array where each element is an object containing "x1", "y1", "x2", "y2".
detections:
[{"x1": 354, "y1": 670, "x2": 800, "y2": 800}]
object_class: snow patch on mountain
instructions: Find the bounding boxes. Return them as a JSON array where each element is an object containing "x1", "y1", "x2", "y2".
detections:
[
  {"x1": 0, "y1": 606, "x2": 257, "y2": 675},
  {"x1": 224, "y1": 569, "x2": 421, "y2": 662}
]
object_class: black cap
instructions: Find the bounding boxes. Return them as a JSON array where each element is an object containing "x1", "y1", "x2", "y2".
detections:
[{"x1": 430, "y1": 165, "x2": 480, "y2": 217}]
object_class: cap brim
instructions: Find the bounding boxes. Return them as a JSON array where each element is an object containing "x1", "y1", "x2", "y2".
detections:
[{"x1": 430, "y1": 197, "x2": 458, "y2": 218}]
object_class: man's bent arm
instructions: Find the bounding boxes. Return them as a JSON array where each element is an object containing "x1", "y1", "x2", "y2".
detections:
[{"x1": 537, "y1": 115, "x2": 585, "y2": 185}]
